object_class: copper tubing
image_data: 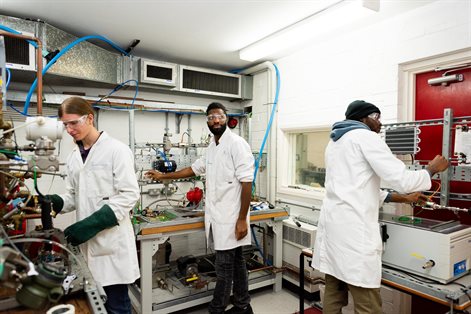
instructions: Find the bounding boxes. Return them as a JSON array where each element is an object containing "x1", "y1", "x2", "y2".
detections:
[
  {"x1": 0, "y1": 31, "x2": 43, "y2": 115},
  {"x1": 10, "y1": 214, "x2": 41, "y2": 220}
]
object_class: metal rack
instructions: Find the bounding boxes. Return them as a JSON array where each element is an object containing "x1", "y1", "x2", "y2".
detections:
[{"x1": 383, "y1": 108, "x2": 471, "y2": 207}]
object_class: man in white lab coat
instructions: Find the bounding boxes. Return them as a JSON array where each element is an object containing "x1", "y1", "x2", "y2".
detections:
[
  {"x1": 146, "y1": 102, "x2": 255, "y2": 314},
  {"x1": 45, "y1": 97, "x2": 140, "y2": 314},
  {"x1": 312, "y1": 100, "x2": 449, "y2": 314}
]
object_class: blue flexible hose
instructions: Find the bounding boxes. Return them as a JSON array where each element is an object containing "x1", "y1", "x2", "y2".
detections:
[
  {"x1": 22, "y1": 35, "x2": 128, "y2": 115},
  {"x1": 0, "y1": 25, "x2": 38, "y2": 48},
  {"x1": 252, "y1": 63, "x2": 280, "y2": 194},
  {"x1": 5, "y1": 67, "x2": 11, "y2": 90}
]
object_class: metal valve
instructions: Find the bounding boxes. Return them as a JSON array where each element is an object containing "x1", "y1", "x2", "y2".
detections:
[{"x1": 422, "y1": 259, "x2": 435, "y2": 269}]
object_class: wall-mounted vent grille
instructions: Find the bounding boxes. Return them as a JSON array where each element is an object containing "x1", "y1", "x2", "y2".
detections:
[
  {"x1": 283, "y1": 224, "x2": 312, "y2": 248},
  {"x1": 148, "y1": 65, "x2": 172, "y2": 80},
  {"x1": 139, "y1": 59, "x2": 177, "y2": 87},
  {"x1": 182, "y1": 69, "x2": 239, "y2": 95},
  {"x1": 384, "y1": 126, "x2": 421, "y2": 155},
  {"x1": 4, "y1": 33, "x2": 36, "y2": 71},
  {"x1": 180, "y1": 65, "x2": 245, "y2": 98}
]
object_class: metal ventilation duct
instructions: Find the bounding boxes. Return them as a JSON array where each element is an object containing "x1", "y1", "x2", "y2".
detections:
[
  {"x1": 0, "y1": 15, "x2": 252, "y2": 100},
  {"x1": 0, "y1": 15, "x2": 132, "y2": 87}
]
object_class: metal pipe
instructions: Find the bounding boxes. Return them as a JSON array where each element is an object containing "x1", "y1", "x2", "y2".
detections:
[
  {"x1": 165, "y1": 112, "x2": 169, "y2": 133},
  {"x1": 0, "y1": 31, "x2": 43, "y2": 115},
  {"x1": 276, "y1": 199, "x2": 320, "y2": 211},
  {"x1": 187, "y1": 114, "x2": 192, "y2": 144},
  {"x1": 441, "y1": 109, "x2": 453, "y2": 206},
  {"x1": 247, "y1": 265, "x2": 274, "y2": 273}
]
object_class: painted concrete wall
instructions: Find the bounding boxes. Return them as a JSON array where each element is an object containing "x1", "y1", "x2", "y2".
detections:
[{"x1": 276, "y1": 0, "x2": 470, "y2": 128}]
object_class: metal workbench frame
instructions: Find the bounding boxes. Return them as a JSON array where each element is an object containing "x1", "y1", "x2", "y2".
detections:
[{"x1": 130, "y1": 208, "x2": 288, "y2": 314}]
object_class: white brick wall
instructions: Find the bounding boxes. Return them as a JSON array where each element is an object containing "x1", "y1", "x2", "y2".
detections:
[{"x1": 275, "y1": 0, "x2": 471, "y2": 129}]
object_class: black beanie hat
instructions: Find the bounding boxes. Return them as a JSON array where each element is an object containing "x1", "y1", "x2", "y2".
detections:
[{"x1": 345, "y1": 100, "x2": 381, "y2": 121}]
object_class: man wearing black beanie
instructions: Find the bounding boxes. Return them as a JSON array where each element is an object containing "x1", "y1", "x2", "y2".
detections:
[
  {"x1": 312, "y1": 100, "x2": 449, "y2": 314},
  {"x1": 345, "y1": 100, "x2": 381, "y2": 120}
]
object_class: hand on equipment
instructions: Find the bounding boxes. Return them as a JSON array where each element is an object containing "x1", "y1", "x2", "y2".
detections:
[
  {"x1": 145, "y1": 169, "x2": 164, "y2": 181},
  {"x1": 404, "y1": 192, "x2": 429, "y2": 205},
  {"x1": 40, "y1": 194, "x2": 64, "y2": 217},
  {"x1": 426, "y1": 155, "x2": 449, "y2": 176}
]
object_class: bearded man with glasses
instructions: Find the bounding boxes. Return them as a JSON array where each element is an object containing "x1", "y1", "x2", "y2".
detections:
[{"x1": 146, "y1": 102, "x2": 254, "y2": 314}]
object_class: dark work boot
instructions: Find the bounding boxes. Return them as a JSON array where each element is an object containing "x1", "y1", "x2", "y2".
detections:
[{"x1": 225, "y1": 304, "x2": 254, "y2": 314}]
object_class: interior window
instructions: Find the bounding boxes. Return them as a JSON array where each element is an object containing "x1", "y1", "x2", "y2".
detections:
[{"x1": 292, "y1": 130, "x2": 331, "y2": 189}]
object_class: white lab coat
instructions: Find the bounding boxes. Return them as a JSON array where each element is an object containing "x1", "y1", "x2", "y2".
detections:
[
  {"x1": 60, "y1": 131, "x2": 140, "y2": 287},
  {"x1": 312, "y1": 128, "x2": 431, "y2": 288},
  {"x1": 191, "y1": 128, "x2": 254, "y2": 250}
]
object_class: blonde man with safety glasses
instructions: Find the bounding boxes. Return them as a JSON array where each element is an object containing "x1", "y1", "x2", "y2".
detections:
[{"x1": 44, "y1": 96, "x2": 140, "y2": 314}]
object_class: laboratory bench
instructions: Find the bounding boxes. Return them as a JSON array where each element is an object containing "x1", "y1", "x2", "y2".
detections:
[
  {"x1": 129, "y1": 207, "x2": 289, "y2": 314},
  {"x1": 298, "y1": 248, "x2": 471, "y2": 314}
]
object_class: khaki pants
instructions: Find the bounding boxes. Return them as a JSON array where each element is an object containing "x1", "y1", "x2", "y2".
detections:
[{"x1": 323, "y1": 274, "x2": 382, "y2": 314}]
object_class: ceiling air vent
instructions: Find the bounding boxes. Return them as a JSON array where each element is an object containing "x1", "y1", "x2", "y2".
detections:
[
  {"x1": 139, "y1": 59, "x2": 177, "y2": 87},
  {"x1": 180, "y1": 65, "x2": 252, "y2": 99}
]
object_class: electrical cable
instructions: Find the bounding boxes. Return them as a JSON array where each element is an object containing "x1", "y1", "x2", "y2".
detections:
[
  {"x1": 252, "y1": 63, "x2": 280, "y2": 196},
  {"x1": 451, "y1": 282, "x2": 471, "y2": 302},
  {"x1": 92, "y1": 79, "x2": 139, "y2": 109},
  {"x1": 144, "y1": 198, "x2": 185, "y2": 209},
  {"x1": 428, "y1": 180, "x2": 441, "y2": 200},
  {"x1": 8, "y1": 103, "x2": 32, "y2": 117}
]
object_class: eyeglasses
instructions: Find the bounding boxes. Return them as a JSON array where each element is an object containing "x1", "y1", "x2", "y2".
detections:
[
  {"x1": 206, "y1": 114, "x2": 227, "y2": 122},
  {"x1": 62, "y1": 115, "x2": 88, "y2": 129},
  {"x1": 368, "y1": 112, "x2": 381, "y2": 121}
]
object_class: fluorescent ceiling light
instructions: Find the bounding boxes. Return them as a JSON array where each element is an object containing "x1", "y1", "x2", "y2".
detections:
[{"x1": 239, "y1": 0, "x2": 380, "y2": 62}]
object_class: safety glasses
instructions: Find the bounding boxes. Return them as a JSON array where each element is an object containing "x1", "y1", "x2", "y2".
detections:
[
  {"x1": 206, "y1": 114, "x2": 227, "y2": 122},
  {"x1": 368, "y1": 112, "x2": 381, "y2": 121},
  {"x1": 62, "y1": 115, "x2": 88, "y2": 129}
]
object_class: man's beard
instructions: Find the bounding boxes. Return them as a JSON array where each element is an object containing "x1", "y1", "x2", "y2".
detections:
[{"x1": 208, "y1": 123, "x2": 227, "y2": 136}]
